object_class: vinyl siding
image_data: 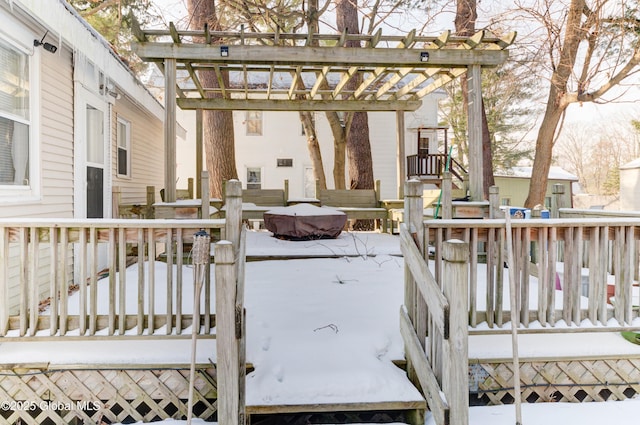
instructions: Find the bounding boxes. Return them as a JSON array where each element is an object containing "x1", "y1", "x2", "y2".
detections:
[
  {"x1": 0, "y1": 45, "x2": 74, "y2": 219},
  {"x1": 112, "y1": 97, "x2": 165, "y2": 206}
]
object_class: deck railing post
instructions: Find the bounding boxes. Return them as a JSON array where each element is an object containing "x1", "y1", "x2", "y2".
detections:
[
  {"x1": 146, "y1": 186, "x2": 156, "y2": 218},
  {"x1": 225, "y1": 180, "x2": 243, "y2": 249},
  {"x1": 404, "y1": 179, "x2": 424, "y2": 249},
  {"x1": 489, "y1": 186, "x2": 500, "y2": 219},
  {"x1": 215, "y1": 241, "x2": 244, "y2": 425},
  {"x1": 403, "y1": 179, "x2": 426, "y2": 393},
  {"x1": 442, "y1": 239, "x2": 469, "y2": 425},
  {"x1": 552, "y1": 183, "x2": 565, "y2": 218},
  {"x1": 442, "y1": 171, "x2": 452, "y2": 220},
  {"x1": 112, "y1": 186, "x2": 122, "y2": 218},
  {"x1": 201, "y1": 171, "x2": 210, "y2": 219}
]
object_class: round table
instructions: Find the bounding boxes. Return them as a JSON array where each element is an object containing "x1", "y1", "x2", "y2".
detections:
[{"x1": 263, "y1": 204, "x2": 347, "y2": 240}]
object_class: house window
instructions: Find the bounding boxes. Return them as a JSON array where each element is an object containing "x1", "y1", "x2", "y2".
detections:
[
  {"x1": 418, "y1": 136, "x2": 429, "y2": 155},
  {"x1": 247, "y1": 167, "x2": 262, "y2": 189},
  {"x1": 0, "y1": 41, "x2": 30, "y2": 186},
  {"x1": 501, "y1": 198, "x2": 511, "y2": 206},
  {"x1": 116, "y1": 117, "x2": 131, "y2": 177},
  {"x1": 277, "y1": 158, "x2": 293, "y2": 167},
  {"x1": 246, "y1": 111, "x2": 262, "y2": 135}
]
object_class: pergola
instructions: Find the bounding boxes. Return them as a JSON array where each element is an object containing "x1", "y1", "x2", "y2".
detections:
[{"x1": 132, "y1": 25, "x2": 514, "y2": 202}]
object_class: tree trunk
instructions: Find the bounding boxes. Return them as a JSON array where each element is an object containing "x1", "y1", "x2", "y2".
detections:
[
  {"x1": 455, "y1": 0, "x2": 494, "y2": 199},
  {"x1": 346, "y1": 110, "x2": 374, "y2": 190},
  {"x1": 524, "y1": 88, "x2": 567, "y2": 208},
  {"x1": 299, "y1": 111, "x2": 327, "y2": 190},
  {"x1": 326, "y1": 112, "x2": 347, "y2": 189},
  {"x1": 301, "y1": 0, "x2": 328, "y2": 191},
  {"x1": 336, "y1": 0, "x2": 375, "y2": 193},
  {"x1": 187, "y1": 0, "x2": 238, "y2": 199},
  {"x1": 524, "y1": 0, "x2": 585, "y2": 207}
]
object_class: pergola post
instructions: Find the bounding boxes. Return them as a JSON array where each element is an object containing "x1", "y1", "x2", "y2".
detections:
[
  {"x1": 164, "y1": 58, "x2": 177, "y2": 203},
  {"x1": 196, "y1": 109, "x2": 204, "y2": 198},
  {"x1": 467, "y1": 64, "x2": 483, "y2": 201},
  {"x1": 396, "y1": 110, "x2": 406, "y2": 199}
]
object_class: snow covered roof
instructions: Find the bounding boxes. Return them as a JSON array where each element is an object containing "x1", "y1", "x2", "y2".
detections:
[
  {"x1": 620, "y1": 158, "x2": 640, "y2": 170},
  {"x1": 495, "y1": 166, "x2": 579, "y2": 181},
  {"x1": 8, "y1": 0, "x2": 164, "y2": 120}
]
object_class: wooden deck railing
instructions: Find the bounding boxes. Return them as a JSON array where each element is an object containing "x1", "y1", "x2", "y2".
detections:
[
  {"x1": 403, "y1": 180, "x2": 640, "y2": 334},
  {"x1": 406, "y1": 153, "x2": 467, "y2": 185},
  {"x1": 400, "y1": 181, "x2": 469, "y2": 425},
  {"x1": 423, "y1": 217, "x2": 640, "y2": 331},
  {"x1": 0, "y1": 180, "x2": 245, "y2": 339},
  {"x1": 0, "y1": 219, "x2": 225, "y2": 338}
]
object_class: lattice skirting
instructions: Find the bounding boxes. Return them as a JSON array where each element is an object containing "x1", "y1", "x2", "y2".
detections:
[
  {"x1": 0, "y1": 365, "x2": 217, "y2": 424},
  {"x1": 473, "y1": 357, "x2": 640, "y2": 405}
]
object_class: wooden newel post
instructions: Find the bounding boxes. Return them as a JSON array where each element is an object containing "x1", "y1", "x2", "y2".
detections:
[
  {"x1": 112, "y1": 186, "x2": 122, "y2": 218},
  {"x1": 442, "y1": 239, "x2": 469, "y2": 425},
  {"x1": 215, "y1": 241, "x2": 244, "y2": 425},
  {"x1": 489, "y1": 186, "x2": 500, "y2": 219},
  {"x1": 146, "y1": 186, "x2": 156, "y2": 218},
  {"x1": 442, "y1": 171, "x2": 452, "y2": 220},
  {"x1": 201, "y1": 171, "x2": 210, "y2": 219},
  {"x1": 225, "y1": 180, "x2": 242, "y2": 249},
  {"x1": 404, "y1": 179, "x2": 424, "y2": 250},
  {"x1": 552, "y1": 183, "x2": 565, "y2": 218}
]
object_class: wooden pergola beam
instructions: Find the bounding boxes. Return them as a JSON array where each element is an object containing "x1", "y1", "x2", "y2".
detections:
[
  {"x1": 133, "y1": 43, "x2": 509, "y2": 68},
  {"x1": 176, "y1": 98, "x2": 423, "y2": 111}
]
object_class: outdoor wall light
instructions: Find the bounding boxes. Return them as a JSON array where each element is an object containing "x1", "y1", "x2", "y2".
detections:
[
  {"x1": 100, "y1": 82, "x2": 121, "y2": 99},
  {"x1": 34, "y1": 31, "x2": 58, "y2": 54},
  {"x1": 221, "y1": 46, "x2": 229, "y2": 57},
  {"x1": 420, "y1": 52, "x2": 429, "y2": 62}
]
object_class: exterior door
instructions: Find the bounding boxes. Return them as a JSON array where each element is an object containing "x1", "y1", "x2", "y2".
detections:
[
  {"x1": 74, "y1": 85, "x2": 108, "y2": 220},
  {"x1": 86, "y1": 104, "x2": 105, "y2": 218},
  {"x1": 304, "y1": 166, "x2": 315, "y2": 198}
]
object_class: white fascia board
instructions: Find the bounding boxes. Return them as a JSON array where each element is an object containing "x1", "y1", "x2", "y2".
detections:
[{"x1": 9, "y1": 0, "x2": 164, "y2": 121}]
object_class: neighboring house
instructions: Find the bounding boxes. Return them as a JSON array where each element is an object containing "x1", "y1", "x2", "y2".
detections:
[
  {"x1": 176, "y1": 93, "x2": 445, "y2": 201},
  {"x1": 494, "y1": 166, "x2": 578, "y2": 209},
  {"x1": 0, "y1": 0, "x2": 166, "y2": 313},
  {"x1": 620, "y1": 158, "x2": 640, "y2": 211}
]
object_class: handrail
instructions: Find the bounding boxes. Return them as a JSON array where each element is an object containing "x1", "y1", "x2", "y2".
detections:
[
  {"x1": 0, "y1": 219, "x2": 228, "y2": 339},
  {"x1": 423, "y1": 217, "x2": 640, "y2": 330},
  {"x1": 406, "y1": 153, "x2": 467, "y2": 184}
]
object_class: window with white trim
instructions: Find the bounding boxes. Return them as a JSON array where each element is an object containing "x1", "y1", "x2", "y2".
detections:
[
  {"x1": 116, "y1": 116, "x2": 131, "y2": 177},
  {"x1": 247, "y1": 167, "x2": 262, "y2": 189},
  {"x1": 0, "y1": 40, "x2": 30, "y2": 186},
  {"x1": 246, "y1": 111, "x2": 263, "y2": 135}
]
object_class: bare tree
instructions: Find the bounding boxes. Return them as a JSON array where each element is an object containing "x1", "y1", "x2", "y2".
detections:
[
  {"x1": 556, "y1": 117, "x2": 640, "y2": 195},
  {"x1": 187, "y1": 0, "x2": 238, "y2": 198},
  {"x1": 335, "y1": 0, "x2": 375, "y2": 193},
  {"x1": 517, "y1": 0, "x2": 640, "y2": 207}
]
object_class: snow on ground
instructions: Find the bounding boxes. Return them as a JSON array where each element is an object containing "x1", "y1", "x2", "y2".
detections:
[{"x1": 4, "y1": 230, "x2": 640, "y2": 425}]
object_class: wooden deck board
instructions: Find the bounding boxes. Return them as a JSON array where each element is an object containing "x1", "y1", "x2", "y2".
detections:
[{"x1": 246, "y1": 399, "x2": 426, "y2": 414}]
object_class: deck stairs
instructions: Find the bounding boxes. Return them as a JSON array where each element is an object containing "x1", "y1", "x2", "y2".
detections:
[
  {"x1": 245, "y1": 364, "x2": 426, "y2": 425},
  {"x1": 243, "y1": 249, "x2": 426, "y2": 425}
]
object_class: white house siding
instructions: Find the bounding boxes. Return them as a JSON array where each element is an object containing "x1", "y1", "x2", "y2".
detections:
[
  {"x1": 620, "y1": 159, "x2": 640, "y2": 211},
  {"x1": 0, "y1": 9, "x2": 75, "y2": 314},
  {"x1": 112, "y1": 98, "x2": 165, "y2": 206},
  {"x1": 38, "y1": 47, "x2": 75, "y2": 217},
  {"x1": 1, "y1": 1, "x2": 165, "y2": 315},
  {"x1": 177, "y1": 95, "x2": 444, "y2": 201}
]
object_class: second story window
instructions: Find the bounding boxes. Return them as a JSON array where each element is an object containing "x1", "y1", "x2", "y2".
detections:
[{"x1": 246, "y1": 111, "x2": 263, "y2": 136}]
